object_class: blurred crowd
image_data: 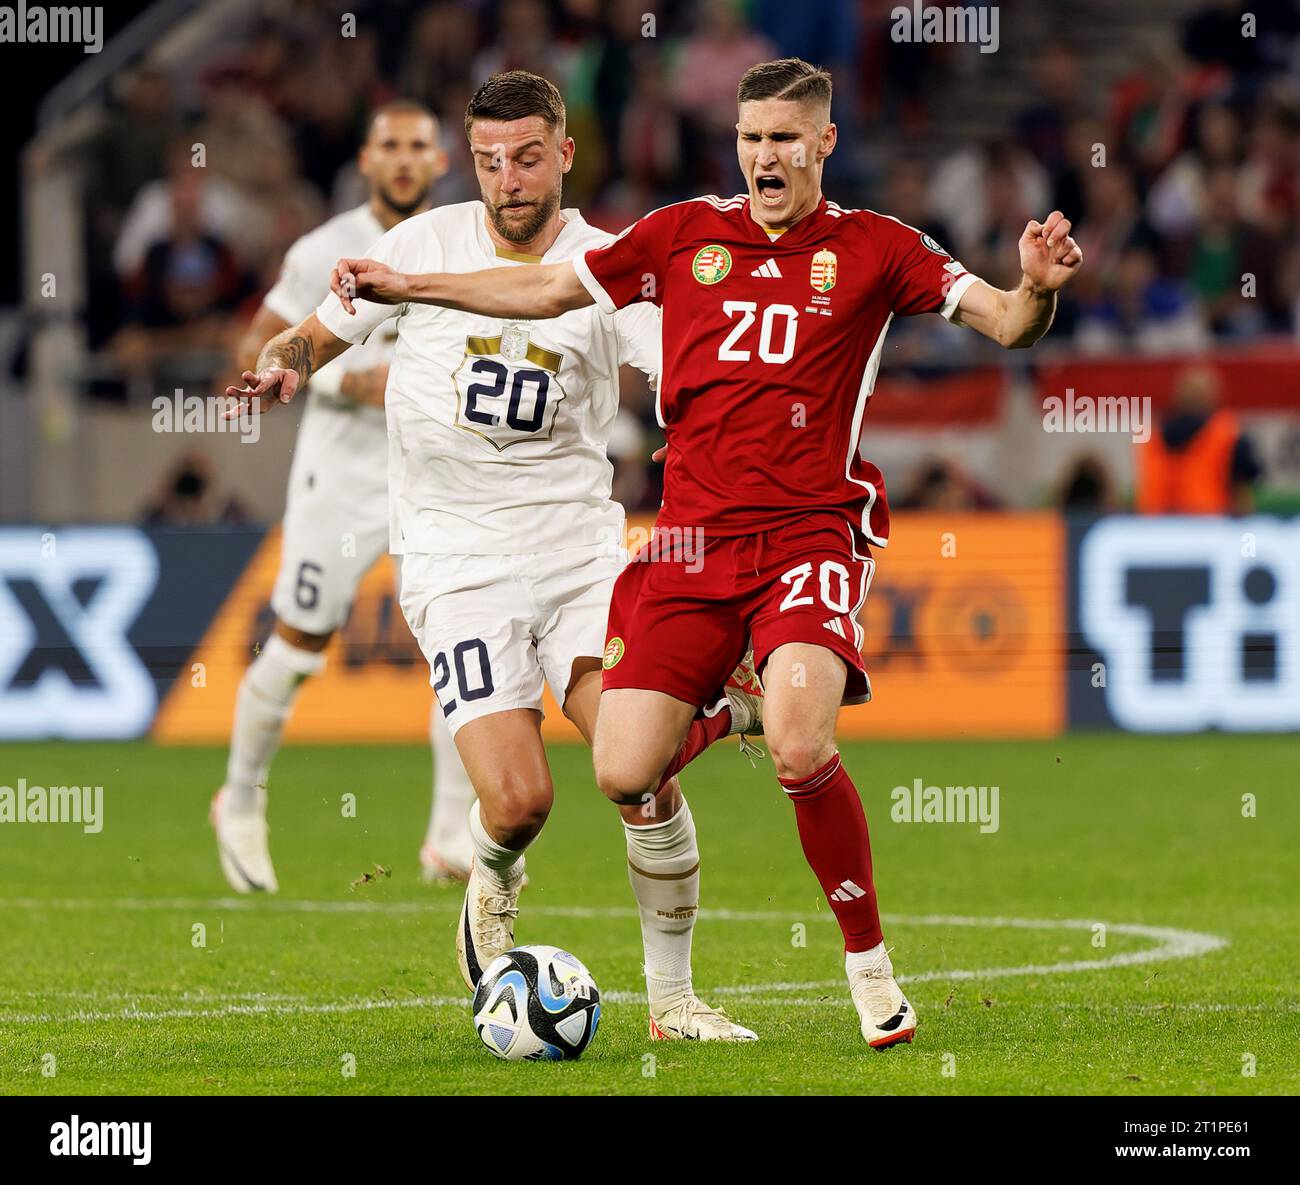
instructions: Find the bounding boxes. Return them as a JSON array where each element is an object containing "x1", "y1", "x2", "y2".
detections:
[{"x1": 53, "y1": 0, "x2": 1299, "y2": 516}]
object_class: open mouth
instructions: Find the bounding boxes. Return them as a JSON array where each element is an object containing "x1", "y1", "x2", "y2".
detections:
[{"x1": 755, "y1": 175, "x2": 786, "y2": 206}]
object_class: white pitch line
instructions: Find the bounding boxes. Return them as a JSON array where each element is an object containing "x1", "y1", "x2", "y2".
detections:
[
  {"x1": 0, "y1": 896, "x2": 849, "y2": 920},
  {"x1": 713, "y1": 917, "x2": 1229, "y2": 995},
  {"x1": 21, "y1": 989, "x2": 312, "y2": 1003},
  {"x1": 0, "y1": 897, "x2": 1232, "y2": 937},
  {"x1": 0, "y1": 900, "x2": 1230, "y2": 1027},
  {"x1": 0, "y1": 990, "x2": 652, "y2": 1025},
  {"x1": 10, "y1": 993, "x2": 1293, "y2": 1013},
  {"x1": 4, "y1": 996, "x2": 1292, "y2": 1027},
  {"x1": 0, "y1": 995, "x2": 465, "y2": 1025}
]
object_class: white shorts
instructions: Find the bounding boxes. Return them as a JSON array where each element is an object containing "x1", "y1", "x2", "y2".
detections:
[
  {"x1": 398, "y1": 543, "x2": 626, "y2": 735},
  {"x1": 271, "y1": 399, "x2": 391, "y2": 635}
]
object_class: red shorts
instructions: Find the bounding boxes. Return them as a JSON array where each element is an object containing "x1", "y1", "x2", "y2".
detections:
[{"x1": 602, "y1": 512, "x2": 875, "y2": 707}]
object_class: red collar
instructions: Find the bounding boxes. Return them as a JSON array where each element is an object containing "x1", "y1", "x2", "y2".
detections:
[{"x1": 739, "y1": 195, "x2": 830, "y2": 247}]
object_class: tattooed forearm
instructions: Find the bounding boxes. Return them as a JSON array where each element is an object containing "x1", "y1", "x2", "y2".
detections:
[{"x1": 257, "y1": 330, "x2": 316, "y2": 384}]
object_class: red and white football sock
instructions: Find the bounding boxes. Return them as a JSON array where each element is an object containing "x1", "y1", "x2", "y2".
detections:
[
  {"x1": 655, "y1": 709, "x2": 731, "y2": 790},
  {"x1": 778, "y1": 753, "x2": 884, "y2": 953}
]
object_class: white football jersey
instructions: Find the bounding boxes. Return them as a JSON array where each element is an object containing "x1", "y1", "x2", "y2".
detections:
[
  {"x1": 315, "y1": 201, "x2": 661, "y2": 556},
  {"x1": 265, "y1": 202, "x2": 393, "y2": 414}
]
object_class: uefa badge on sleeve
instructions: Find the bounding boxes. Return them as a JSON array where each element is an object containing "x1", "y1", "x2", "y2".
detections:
[{"x1": 810, "y1": 249, "x2": 838, "y2": 293}]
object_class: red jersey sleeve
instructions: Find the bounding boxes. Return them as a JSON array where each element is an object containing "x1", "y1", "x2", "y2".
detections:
[
  {"x1": 878, "y1": 217, "x2": 978, "y2": 320},
  {"x1": 574, "y1": 204, "x2": 681, "y2": 313}
]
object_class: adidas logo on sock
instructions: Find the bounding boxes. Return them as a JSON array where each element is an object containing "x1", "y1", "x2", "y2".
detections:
[
  {"x1": 750, "y1": 258, "x2": 782, "y2": 278},
  {"x1": 830, "y1": 879, "x2": 867, "y2": 902}
]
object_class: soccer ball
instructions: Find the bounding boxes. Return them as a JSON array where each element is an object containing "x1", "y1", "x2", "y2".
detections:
[{"x1": 471, "y1": 945, "x2": 601, "y2": 1061}]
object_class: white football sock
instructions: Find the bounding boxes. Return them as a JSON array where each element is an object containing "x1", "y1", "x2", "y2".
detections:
[
  {"x1": 424, "y1": 701, "x2": 476, "y2": 869},
  {"x1": 468, "y1": 799, "x2": 526, "y2": 892},
  {"x1": 224, "y1": 634, "x2": 325, "y2": 812},
  {"x1": 625, "y1": 800, "x2": 699, "y2": 1007},
  {"x1": 845, "y1": 943, "x2": 890, "y2": 978}
]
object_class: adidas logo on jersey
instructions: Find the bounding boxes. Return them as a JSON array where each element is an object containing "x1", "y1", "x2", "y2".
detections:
[
  {"x1": 830, "y1": 879, "x2": 867, "y2": 902},
  {"x1": 751, "y1": 258, "x2": 783, "y2": 278}
]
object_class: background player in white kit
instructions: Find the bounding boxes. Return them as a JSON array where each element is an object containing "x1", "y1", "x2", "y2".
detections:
[
  {"x1": 228, "y1": 72, "x2": 757, "y2": 1040},
  {"x1": 212, "y1": 101, "x2": 478, "y2": 894}
]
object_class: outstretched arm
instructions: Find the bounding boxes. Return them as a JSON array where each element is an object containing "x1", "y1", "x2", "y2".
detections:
[
  {"x1": 330, "y1": 256, "x2": 594, "y2": 321},
  {"x1": 225, "y1": 313, "x2": 351, "y2": 413},
  {"x1": 234, "y1": 305, "x2": 292, "y2": 376},
  {"x1": 952, "y1": 210, "x2": 1083, "y2": 349}
]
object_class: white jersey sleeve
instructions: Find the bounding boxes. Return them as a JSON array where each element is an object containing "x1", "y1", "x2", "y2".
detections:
[
  {"x1": 612, "y1": 302, "x2": 661, "y2": 378},
  {"x1": 263, "y1": 234, "x2": 327, "y2": 325},
  {"x1": 315, "y1": 218, "x2": 436, "y2": 347}
]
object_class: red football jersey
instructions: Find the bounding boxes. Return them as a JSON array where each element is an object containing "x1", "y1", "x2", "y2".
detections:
[{"x1": 574, "y1": 195, "x2": 976, "y2": 545}]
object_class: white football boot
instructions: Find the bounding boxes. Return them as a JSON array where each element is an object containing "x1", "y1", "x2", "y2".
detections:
[
  {"x1": 713, "y1": 649, "x2": 764, "y2": 760},
  {"x1": 848, "y1": 948, "x2": 916, "y2": 1049},
  {"x1": 649, "y1": 992, "x2": 759, "y2": 1042},
  {"x1": 418, "y1": 841, "x2": 472, "y2": 887},
  {"x1": 456, "y1": 858, "x2": 525, "y2": 989},
  {"x1": 210, "y1": 786, "x2": 278, "y2": 894}
]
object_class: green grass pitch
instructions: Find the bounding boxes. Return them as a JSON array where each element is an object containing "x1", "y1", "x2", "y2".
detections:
[{"x1": 0, "y1": 735, "x2": 1296, "y2": 1095}]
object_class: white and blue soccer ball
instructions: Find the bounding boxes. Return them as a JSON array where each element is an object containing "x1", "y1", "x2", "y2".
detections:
[{"x1": 471, "y1": 945, "x2": 601, "y2": 1061}]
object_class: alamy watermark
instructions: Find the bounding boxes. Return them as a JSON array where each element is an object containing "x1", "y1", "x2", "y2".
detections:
[
  {"x1": 891, "y1": 777, "x2": 1000, "y2": 833},
  {"x1": 0, "y1": 4, "x2": 103, "y2": 53},
  {"x1": 0, "y1": 778, "x2": 103, "y2": 833},
  {"x1": 598, "y1": 523, "x2": 705, "y2": 573},
  {"x1": 891, "y1": 3, "x2": 999, "y2": 53},
  {"x1": 153, "y1": 391, "x2": 261, "y2": 443},
  {"x1": 1042, "y1": 388, "x2": 1151, "y2": 443},
  {"x1": 50, "y1": 1116, "x2": 150, "y2": 1165}
]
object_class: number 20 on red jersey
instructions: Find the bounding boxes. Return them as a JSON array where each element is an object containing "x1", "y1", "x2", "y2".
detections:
[{"x1": 718, "y1": 301, "x2": 799, "y2": 364}]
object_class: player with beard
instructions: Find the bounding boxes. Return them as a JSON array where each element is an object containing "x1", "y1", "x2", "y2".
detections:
[
  {"x1": 212, "y1": 100, "x2": 481, "y2": 893},
  {"x1": 226, "y1": 73, "x2": 760, "y2": 1040},
  {"x1": 321, "y1": 58, "x2": 1084, "y2": 1050}
]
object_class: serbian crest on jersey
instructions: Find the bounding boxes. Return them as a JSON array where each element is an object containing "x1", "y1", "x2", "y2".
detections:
[
  {"x1": 452, "y1": 329, "x2": 567, "y2": 452},
  {"x1": 810, "y1": 248, "x2": 838, "y2": 293},
  {"x1": 692, "y1": 245, "x2": 732, "y2": 285},
  {"x1": 499, "y1": 322, "x2": 530, "y2": 361}
]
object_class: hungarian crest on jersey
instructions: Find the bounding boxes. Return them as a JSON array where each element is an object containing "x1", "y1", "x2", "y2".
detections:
[
  {"x1": 810, "y1": 248, "x2": 838, "y2": 293},
  {"x1": 691, "y1": 245, "x2": 732, "y2": 285}
]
